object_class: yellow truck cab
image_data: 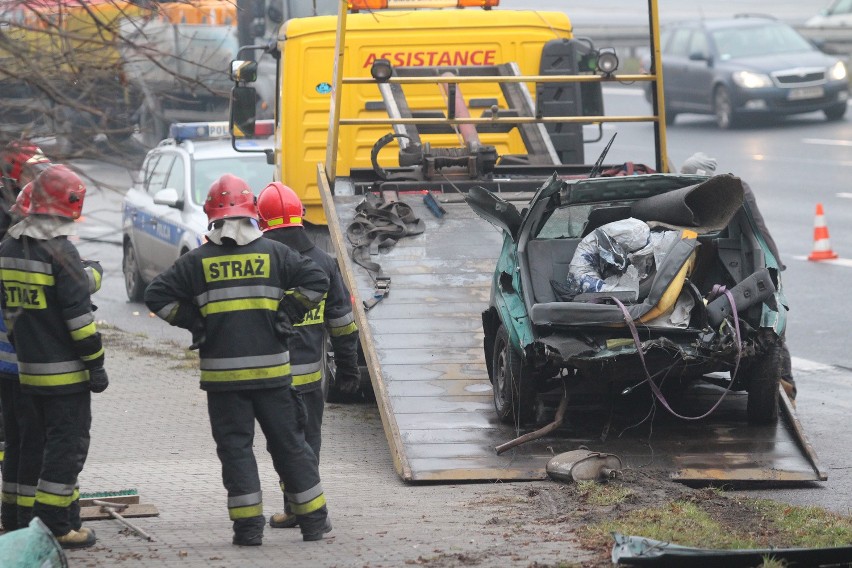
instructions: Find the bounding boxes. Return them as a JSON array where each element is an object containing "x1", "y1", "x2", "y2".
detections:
[{"x1": 264, "y1": 8, "x2": 579, "y2": 224}]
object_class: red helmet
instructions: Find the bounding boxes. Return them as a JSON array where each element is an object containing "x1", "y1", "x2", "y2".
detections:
[
  {"x1": 11, "y1": 181, "x2": 32, "y2": 217},
  {"x1": 29, "y1": 165, "x2": 86, "y2": 220},
  {"x1": 203, "y1": 174, "x2": 258, "y2": 223},
  {"x1": 257, "y1": 182, "x2": 304, "y2": 231},
  {"x1": 2, "y1": 141, "x2": 50, "y2": 186}
]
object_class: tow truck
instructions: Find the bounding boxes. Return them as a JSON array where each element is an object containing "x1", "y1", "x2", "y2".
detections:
[{"x1": 228, "y1": 0, "x2": 825, "y2": 484}]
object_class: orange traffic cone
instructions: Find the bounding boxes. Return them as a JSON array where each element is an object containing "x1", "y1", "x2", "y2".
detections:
[{"x1": 808, "y1": 203, "x2": 838, "y2": 261}]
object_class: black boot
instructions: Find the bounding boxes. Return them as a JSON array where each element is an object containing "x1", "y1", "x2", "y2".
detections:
[
  {"x1": 301, "y1": 510, "x2": 332, "y2": 542},
  {"x1": 232, "y1": 515, "x2": 264, "y2": 546}
]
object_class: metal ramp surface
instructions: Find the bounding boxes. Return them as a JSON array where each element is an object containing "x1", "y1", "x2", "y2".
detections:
[{"x1": 321, "y1": 188, "x2": 826, "y2": 484}]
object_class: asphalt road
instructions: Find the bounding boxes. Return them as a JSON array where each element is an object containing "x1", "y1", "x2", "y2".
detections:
[{"x1": 71, "y1": 89, "x2": 852, "y2": 513}]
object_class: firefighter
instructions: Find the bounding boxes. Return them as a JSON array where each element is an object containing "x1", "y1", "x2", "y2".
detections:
[
  {"x1": 144, "y1": 174, "x2": 333, "y2": 545},
  {"x1": 256, "y1": 182, "x2": 360, "y2": 530},
  {"x1": 0, "y1": 164, "x2": 108, "y2": 548},
  {"x1": 0, "y1": 142, "x2": 51, "y2": 235}
]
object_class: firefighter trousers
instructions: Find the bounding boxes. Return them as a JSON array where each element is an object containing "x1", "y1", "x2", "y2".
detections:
[
  {"x1": 207, "y1": 386, "x2": 328, "y2": 539},
  {"x1": 280, "y1": 387, "x2": 324, "y2": 517},
  {"x1": 29, "y1": 391, "x2": 91, "y2": 536},
  {"x1": 0, "y1": 380, "x2": 43, "y2": 530},
  {"x1": 302, "y1": 388, "x2": 324, "y2": 460}
]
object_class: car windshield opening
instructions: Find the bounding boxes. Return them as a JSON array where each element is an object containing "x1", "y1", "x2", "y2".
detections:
[
  {"x1": 713, "y1": 24, "x2": 815, "y2": 60},
  {"x1": 192, "y1": 157, "x2": 275, "y2": 204}
]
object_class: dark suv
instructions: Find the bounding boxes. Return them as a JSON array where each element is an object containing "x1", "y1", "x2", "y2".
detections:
[{"x1": 645, "y1": 16, "x2": 849, "y2": 128}]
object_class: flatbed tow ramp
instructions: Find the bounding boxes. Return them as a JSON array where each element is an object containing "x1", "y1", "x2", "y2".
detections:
[
  {"x1": 302, "y1": 0, "x2": 826, "y2": 483},
  {"x1": 320, "y1": 184, "x2": 826, "y2": 484}
]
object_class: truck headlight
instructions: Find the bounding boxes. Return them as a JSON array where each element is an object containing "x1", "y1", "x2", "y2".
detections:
[
  {"x1": 732, "y1": 71, "x2": 773, "y2": 89},
  {"x1": 829, "y1": 61, "x2": 848, "y2": 82}
]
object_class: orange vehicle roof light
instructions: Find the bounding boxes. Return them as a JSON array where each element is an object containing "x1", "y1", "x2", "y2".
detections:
[{"x1": 348, "y1": 0, "x2": 498, "y2": 10}]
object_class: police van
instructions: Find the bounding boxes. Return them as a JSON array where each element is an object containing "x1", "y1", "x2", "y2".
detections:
[{"x1": 121, "y1": 121, "x2": 275, "y2": 301}]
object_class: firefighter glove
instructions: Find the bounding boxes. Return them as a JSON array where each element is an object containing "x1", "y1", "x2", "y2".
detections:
[
  {"x1": 189, "y1": 319, "x2": 206, "y2": 351},
  {"x1": 274, "y1": 310, "x2": 294, "y2": 340},
  {"x1": 336, "y1": 368, "x2": 361, "y2": 395},
  {"x1": 274, "y1": 298, "x2": 304, "y2": 340},
  {"x1": 89, "y1": 367, "x2": 109, "y2": 393},
  {"x1": 279, "y1": 296, "x2": 308, "y2": 324}
]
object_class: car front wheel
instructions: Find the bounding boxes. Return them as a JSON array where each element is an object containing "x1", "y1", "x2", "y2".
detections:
[
  {"x1": 714, "y1": 86, "x2": 738, "y2": 130},
  {"x1": 824, "y1": 102, "x2": 847, "y2": 122},
  {"x1": 123, "y1": 241, "x2": 146, "y2": 302},
  {"x1": 491, "y1": 324, "x2": 536, "y2": 425}
]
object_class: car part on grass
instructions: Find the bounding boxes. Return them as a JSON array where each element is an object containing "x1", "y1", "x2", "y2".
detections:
[
  {"x1": 546, "y1": 448, "x2": 622, "y2": 483},
  {"x1": 611, "y1": 532, "x2": 852, "y2": 567}
]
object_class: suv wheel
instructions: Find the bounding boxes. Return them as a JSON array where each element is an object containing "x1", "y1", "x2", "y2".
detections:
[
  {"x1": 492, "y1": 324, "x2": 536, "y2": 425},
  {"x1": 714, "y1": 86, "x2": 738, "y2": 130},
  {"x1": 747, "y1": 336, "x2": 782, "y2": 425},
  {"x1": 123, "y1": 241, "x2": 145, "y2": 302}
]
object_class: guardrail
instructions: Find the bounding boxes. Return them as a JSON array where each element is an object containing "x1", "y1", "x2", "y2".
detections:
[{"x1": 581, "y1": 25, "x2": 852, "y2": 60}]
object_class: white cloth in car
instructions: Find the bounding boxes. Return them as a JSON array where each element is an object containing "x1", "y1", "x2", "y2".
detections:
[
  {"x1": 206, "y1": 218, "x2": 263, "y2": 245},
  {"x1": 7, "y1": 215, "x2": 77, "y2": 240}
]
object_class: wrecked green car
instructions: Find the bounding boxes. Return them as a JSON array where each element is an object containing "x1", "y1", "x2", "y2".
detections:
[{"x1": 467, "y1": 172, "x2": 788, "y2": 427}]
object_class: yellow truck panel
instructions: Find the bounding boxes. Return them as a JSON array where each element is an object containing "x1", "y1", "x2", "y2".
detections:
[{"x1": 277, "y1": 10, "x2": 573, "y2": 224}]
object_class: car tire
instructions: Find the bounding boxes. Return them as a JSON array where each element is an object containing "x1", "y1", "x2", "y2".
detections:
[
  {"x1": 747, "y1": 336, "x2": 781, "y2": 425},
  {"x1": 714, "y1": 86, "x2": 738, "y2": 130},
  {"x1": 123, "y1": 241, "x2": 146, "y2": 303},
  {"x1": 491, "y1": 324, "x2": 536, "y2": 425},
  {"x1": 824, "y1": 102, "x2": 847, "y2": 122}
]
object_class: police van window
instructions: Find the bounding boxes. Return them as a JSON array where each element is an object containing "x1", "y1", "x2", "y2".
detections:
[
  {"x1": 147, "y1": 154, "x2": 175, "y2": 196},
  {"x1": 165, "y1": 157, "x2": 186, "y2": 194},
  {"x1": 192, "y1": 156, "x2": 275, "y2": 205}
]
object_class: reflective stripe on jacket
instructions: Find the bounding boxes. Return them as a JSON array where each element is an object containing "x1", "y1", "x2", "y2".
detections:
[
  {"x1": 145, "y1": 236, "x2": 329, "y2": 392},
  {"x1": 0, "y1": 236, "x2": 104, "y2": 395},
  {"x1": 263, "y1": 228, "x2": 359, "y2": 392}
]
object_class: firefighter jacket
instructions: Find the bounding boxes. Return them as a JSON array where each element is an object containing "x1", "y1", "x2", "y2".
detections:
[
  {"x1": 0, "y1": 236, "x2": 104, "y2": 395},
  {"x1": 263, "y1": 228, "x2": 359, "y2": 392},
  {"x1": 144, "y1": 236, "x2": 329, "y2": 392}
]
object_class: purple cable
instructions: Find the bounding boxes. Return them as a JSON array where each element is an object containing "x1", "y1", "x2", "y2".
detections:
[{"x1": 611, "y1": 287, "x2": 742, "y2": 421}]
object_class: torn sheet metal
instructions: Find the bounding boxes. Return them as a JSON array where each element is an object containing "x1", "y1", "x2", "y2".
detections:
[{"x1": 611, "y1": 532, "x2": 852, "y2": 567}]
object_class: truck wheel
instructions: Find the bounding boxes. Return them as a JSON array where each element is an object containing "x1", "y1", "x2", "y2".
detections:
[
  {"x1": 747, "y1": 338, "x2": 781, "y2": 425},
  {"x1": 123, "y1": 242, "x2": 146, "y2": 302},
  {"x1": 492, "y1": 325, "x2": 536, "y2": 425}
]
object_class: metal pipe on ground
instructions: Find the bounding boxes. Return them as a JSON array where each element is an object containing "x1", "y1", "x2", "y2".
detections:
[{"x1": 495, "y1": 395, "x2": 568, "y2": 455}]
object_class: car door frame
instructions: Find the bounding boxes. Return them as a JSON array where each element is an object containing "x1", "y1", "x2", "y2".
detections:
[{"x1": 148, "y1": 150, "x2": 197, "y2": 274}]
